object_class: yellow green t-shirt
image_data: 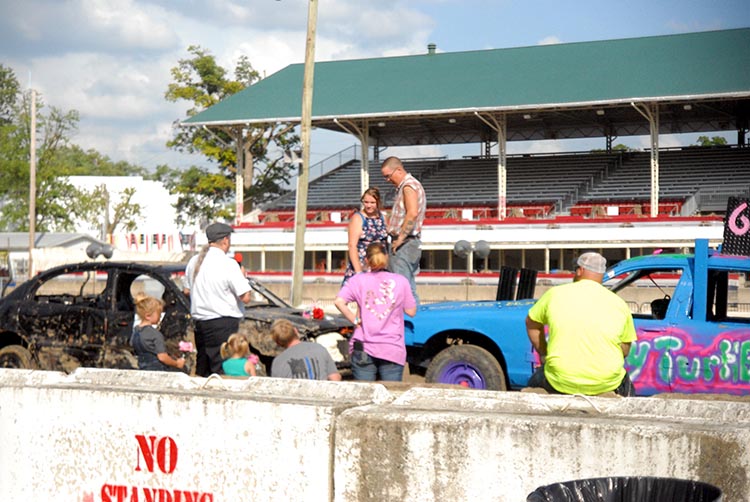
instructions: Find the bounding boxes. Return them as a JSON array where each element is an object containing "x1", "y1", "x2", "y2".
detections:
[{"x1": 527, "y1": 279, "x2": 637, "y2": 395}]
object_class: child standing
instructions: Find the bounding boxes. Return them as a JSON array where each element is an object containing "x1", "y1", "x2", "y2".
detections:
[
  {"x1": 131, "y1": 294, "x2": 186, "y2": 372},
  {"x1": 220, "y1": 334, "x2": 258, "y2": 377}
]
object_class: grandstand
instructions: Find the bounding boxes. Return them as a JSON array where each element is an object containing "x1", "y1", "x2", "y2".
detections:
[
  {"x1": 259, "y1": 145, "x2": 750, "y2": 220},
  {"x1": 182, "y1": 28, "x2": 750, "y2": 279}
]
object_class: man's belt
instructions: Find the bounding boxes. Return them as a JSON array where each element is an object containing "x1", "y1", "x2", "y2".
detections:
[{"x1": 390, "y1": 233, "x2": 421, "y2": 241}]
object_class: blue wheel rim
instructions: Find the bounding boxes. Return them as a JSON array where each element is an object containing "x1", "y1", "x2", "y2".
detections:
[{"x1": 438, "y1": 362, "x2": 486, "y2": 389}]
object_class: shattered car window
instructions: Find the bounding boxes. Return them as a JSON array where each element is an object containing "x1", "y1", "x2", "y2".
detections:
[
  {"x1": 130, "y1": 274, "x2": 166, "y2": 301},
  {"x1": 34, "y1": 270, "x2": 108, "y2": 306}
]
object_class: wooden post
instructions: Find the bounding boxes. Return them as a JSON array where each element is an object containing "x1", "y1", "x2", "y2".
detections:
[
  {"x1": 28, "y1": 89, "x2": 36, "y2": 279},
  {"x1": 291, "y1": 0, "x2": 318, "y2": 307}
]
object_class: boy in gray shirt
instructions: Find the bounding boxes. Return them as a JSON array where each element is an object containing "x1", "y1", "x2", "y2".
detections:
[{"x1": 270, "y1": 319, "x2": 341, "y2": 381}]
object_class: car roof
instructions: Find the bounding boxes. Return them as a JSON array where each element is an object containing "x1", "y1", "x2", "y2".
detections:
[{"x1": 39, "y1": 261, "x2": 186, "y2": 276}]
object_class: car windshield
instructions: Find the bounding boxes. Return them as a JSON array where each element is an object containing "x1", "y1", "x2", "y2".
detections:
[
  {"x1": 247, "y1": 278, "x2": 290, "y2": 308},
  {"x1": 605, "y1": 268, "x2": 683, "y2": 318}
]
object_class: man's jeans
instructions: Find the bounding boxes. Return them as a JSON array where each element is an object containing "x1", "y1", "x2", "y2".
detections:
[
  {"x1": 351, "y1": 349, "x2": 404, "y2": 382},
  {"x1": 389, "y1": 237, "x2": 421, "y2": 304},
  {"x1": 527, "y1": 365, "x2": 636, "y2": 397}
]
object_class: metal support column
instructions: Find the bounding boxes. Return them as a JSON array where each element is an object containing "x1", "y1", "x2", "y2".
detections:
[
  {"x1": 475, "y1": 112, "x2": 507, "y2": 220},
  {"x1": 632, "y1": 102, "x2": 660, "y2": 217},
  {"x1": 234, "y1": 129, "x2": 245, "y2": 224},
  {"x1": 334, "y1": 118, "x2": 370, "y2": 194}
]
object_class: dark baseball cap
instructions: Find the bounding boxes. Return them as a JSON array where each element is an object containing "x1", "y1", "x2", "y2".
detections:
[{"x1": 205, "y1": 222, "x2": 233, "y2": 242}]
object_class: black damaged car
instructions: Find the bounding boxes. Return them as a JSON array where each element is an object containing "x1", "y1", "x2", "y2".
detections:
[{"x1": 0, "y1": 262, "x2": 352, "y2": 373}]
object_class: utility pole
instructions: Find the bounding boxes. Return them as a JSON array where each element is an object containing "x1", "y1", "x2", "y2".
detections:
[
  {"x1": 28, "y1": 89, "x2": 36, "y2": 279},
  {"x1": 291, "y1": 0, "x2": 318, "y2": 307}
]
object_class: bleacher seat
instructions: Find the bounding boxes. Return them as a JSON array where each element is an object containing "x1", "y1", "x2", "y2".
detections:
[{"x1": 256, "y1": 146, "x2": 750, "y2": 223}]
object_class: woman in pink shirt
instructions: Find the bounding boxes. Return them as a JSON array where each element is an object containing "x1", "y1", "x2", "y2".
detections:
[{"x1": 334, "y1": 241, "x2": 417, "y2": 381}]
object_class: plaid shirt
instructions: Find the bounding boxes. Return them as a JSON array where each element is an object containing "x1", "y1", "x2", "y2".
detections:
[{"x1": 387, "y1": 173, "x2": 426, "y2": 236}]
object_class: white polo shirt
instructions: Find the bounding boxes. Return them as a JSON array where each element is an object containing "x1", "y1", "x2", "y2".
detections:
[{"x1": 186, "y1": 247, "x2": 250, "y2": 321}]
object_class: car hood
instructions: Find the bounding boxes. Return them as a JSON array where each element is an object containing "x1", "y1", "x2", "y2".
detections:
[
  {"x1": 409, "y1": 299, "x2": 535, "y2": 333},
  {"x1": 417, "y1": 298, "x2": 536, "y2": 314},
  {"x1": 243, "y1": 306, "x2": 352, "y2": 336}
]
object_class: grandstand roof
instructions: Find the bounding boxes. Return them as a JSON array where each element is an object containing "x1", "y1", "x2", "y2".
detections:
[{"x1": 184, "y1": 28, "x2": 750, "y2": 145}]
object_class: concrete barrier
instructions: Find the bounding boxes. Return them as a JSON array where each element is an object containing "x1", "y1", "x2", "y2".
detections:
[
  {"x1": 0, "y1": 368, "x2": 390, "y2": 502},
  {"x1": 335, "y1": 388, "x2": 750, "y2": 501},
  {"x1": 1, "y1": 369, "x2": 748, "y2": 501}
]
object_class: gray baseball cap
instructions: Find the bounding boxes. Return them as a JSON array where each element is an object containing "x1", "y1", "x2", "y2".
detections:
[{"x1": 577, "y1": 252, "x2": 607, "y2": 274}]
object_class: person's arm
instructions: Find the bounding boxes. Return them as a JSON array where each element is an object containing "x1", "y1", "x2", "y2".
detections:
[
  {"x1": 525, "y1": 315, "x2": 547, "y2": 362},
  {"x1": 238, "y1": 290, "x2": 252, "y2": 304},
  {"x1": 334, "y1": 296, "x2": 360, "y2": 326},
  {"x1": 392, "y1": 186, "x2": 418, "y2": 252},
  {"x1": 620, "y1": 342, "x2": 632, "y2": 357},
  {"x1": 405, "y1": 306, "x2": 417, "y2": 317},
  {"x1": 157, "y1": 352, "x2": 186, "y2": 369},
  {"x1": 347, "y1": 213, "x2": 364, "y2": 273},
  {"x1": 244, "y1": 359, "x2": 257, "y2": 377},
  {"x1": 320, "y1": 346, "x2": 342, "y2": 381}
]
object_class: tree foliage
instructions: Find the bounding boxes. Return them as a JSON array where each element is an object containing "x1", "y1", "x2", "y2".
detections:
[
  {"x1": 694, "y1": 135, "x2": 728, "y2": 147},
  {"x1": 0, "y1": 75, "x2": 81, "y2": 232},
  {"x1": 0, "y1": 65, "x2": 19, "y2": 124},
  {"x1": 0, "y1": 64, "x2": 144, "y2": 233},
  {"x1": 590, "y1": 144, "x2": 638, "y2": 153},
  {"x1": 75, "y1": 185, "x2": 143, "y2": 237},
  {"x1": 165, "y1": 45, "x2": 299, "y2": 223},
  {"x1": 56, "y1": 144, "x2": 147, "y2": 177}
]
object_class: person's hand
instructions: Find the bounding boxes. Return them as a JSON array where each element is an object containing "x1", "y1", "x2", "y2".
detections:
[
  {"x1": 176, "y1": 357, "x2": 186, "y2": 369},
  {"x1": 391, "y1": 237, "x2": 403, "y2": 253}
]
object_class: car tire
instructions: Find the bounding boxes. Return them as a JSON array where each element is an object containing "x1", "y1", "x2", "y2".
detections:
[
  {"x1": 425, "y1": 345, "x2": 507, "y2": 391},
  {"x1": 0, "y1": 345, "x2": 35, "y2": 369}
]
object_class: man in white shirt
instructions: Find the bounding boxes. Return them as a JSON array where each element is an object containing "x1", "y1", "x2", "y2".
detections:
[{"x1": 185, "y1": 222, "x2": 251, "y2": 376}]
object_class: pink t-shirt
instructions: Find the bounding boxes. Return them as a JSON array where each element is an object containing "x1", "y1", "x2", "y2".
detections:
[{"x1": 337, "y1": 270, "x2": 416, "y2": 365}]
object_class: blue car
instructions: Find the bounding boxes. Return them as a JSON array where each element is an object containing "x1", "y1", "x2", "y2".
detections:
[{"x1": 406, "y1": 239, "x2": 750, "y2": 396}]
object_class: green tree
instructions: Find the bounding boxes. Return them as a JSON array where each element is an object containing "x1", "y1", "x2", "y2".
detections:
[
  {"x1": 0, "y1": 65, "x2": 19, "y2": 124},
  {"x1": 590, "y1": 144, "x2": 638, "y2": 153},
  {"x1": 165, "y1": 46, "x2": 299, "y2": 223},
  {"x1": 695, "y1": 135, "x2": 728, "y2": 147},
  {"x1": 0, "y1": 65, "x2": 145, "y2": 233},
  {"x1": 55, "y1": 144, "x2": 147, "y2": 177},
  {"x1": 0, "y1": 78, "x2": 81, "y2": 231},
  {"x1": 74, "y1": 185, "x2": 143, "y2": 239}
]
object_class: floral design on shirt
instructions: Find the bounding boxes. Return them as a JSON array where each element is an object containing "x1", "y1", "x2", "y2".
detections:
[{"x1": 364, "y1": 278, "x2": 396, "y2": 320}]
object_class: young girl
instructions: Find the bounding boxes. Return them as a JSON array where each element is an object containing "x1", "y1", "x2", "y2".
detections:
[
  {"x1": 220, "y1": 333, "x2": 258, "y2": 377},
  {"x1": 131, "y1": 294, "x2": 185, "y2": 372},
  {"x1": 342, "y1": 187, "x2": 388, "y2": 285}
]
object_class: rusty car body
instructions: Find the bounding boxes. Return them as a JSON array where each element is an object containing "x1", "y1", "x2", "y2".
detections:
[{"x1": 0, "y1": 262, "x2": 352, "y2": 373}]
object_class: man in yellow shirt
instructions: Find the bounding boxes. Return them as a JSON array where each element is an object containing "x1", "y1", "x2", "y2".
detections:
[{"x1": 525, "y1": 252, "x2": 637, "y2": 396}]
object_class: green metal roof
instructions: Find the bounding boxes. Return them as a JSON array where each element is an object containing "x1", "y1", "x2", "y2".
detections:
[{"x1": 185, "y1": 28, "x2": 750, "y2": 127}]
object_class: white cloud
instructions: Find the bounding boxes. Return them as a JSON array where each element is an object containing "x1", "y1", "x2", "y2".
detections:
[
  {"x1": 537, "y1": 35, "x2": 562, "y2": 46},
  {"x1": 4, "y1": 0, "x2": 740, "y2": 172},
  {"x1": 81, "y1": 0, "x2": 179, "y2": 49},
  {"x1": 1, "y1": 0, "x2": 439, "y2": 169}
]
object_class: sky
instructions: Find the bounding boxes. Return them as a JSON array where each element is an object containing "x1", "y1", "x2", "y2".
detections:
[{"x1": 1, "y1": 0, "x2": 749, "y2": 171}]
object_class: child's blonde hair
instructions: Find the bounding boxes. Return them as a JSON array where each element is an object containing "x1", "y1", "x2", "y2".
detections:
[
  {"x1": 134, "y1": 293, "x2": 163, "y2": 320},
  {"x1": 220, "y1": 333, "x2": 250, "y2": 359},
  {"x1": 271, "y1": 319, "x2": 299, "y2": 348}
]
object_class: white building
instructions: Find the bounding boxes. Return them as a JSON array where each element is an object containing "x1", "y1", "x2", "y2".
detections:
[{"x1": 67, "y1": 176, "x2": 198, "y2": 254}]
